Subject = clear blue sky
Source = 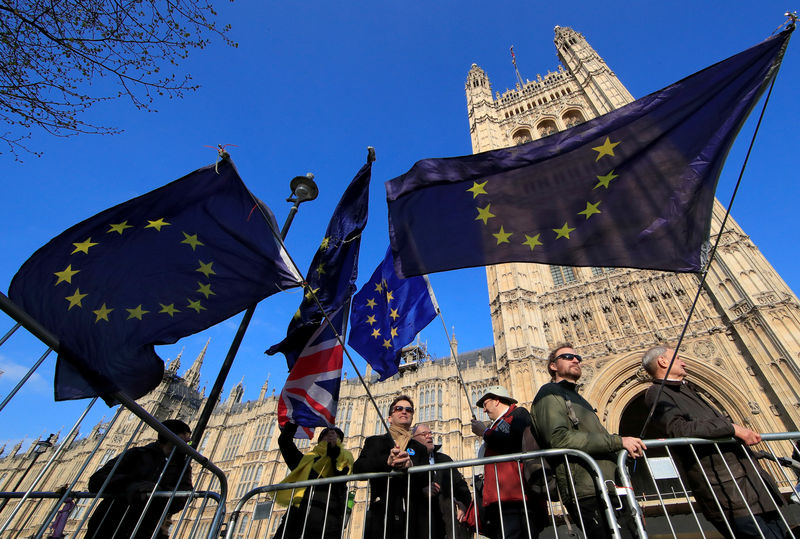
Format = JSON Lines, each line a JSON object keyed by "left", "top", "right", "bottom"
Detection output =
{"left": 1, "top": 2, "right": 798, "bottom": 448}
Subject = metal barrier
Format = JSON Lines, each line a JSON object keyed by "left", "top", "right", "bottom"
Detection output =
{"left": 617, "top": 432, "right": 800, "bottom": 539}
{"left": 226, "top": 448, "right": 628, "bottom": 539}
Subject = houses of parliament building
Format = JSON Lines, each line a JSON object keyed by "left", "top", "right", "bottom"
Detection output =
{"left": 2, "top": 25, "right": 800, "bottom": 537}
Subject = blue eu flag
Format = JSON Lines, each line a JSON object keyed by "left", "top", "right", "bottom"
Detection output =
{"left": 387, "top": 29, "right": 791, "bottom": 278}
{"left": 348, "top": 248, "right": 437, "bottom": 380}
{"left": 267, "top": 160, "right": 372, "bottom": 369}
{"left": 8, "top": 159, "right": 302, "bottom": 402}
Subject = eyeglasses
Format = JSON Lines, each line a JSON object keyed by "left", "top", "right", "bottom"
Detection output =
{"left": 392, "top": 405, "right": 414, "bottom": 414}
{"left": 414, "top": 431, "right": 432, "bottom": 437}
{"left": 555, "top": 353, "right": 582, "bottom": 362}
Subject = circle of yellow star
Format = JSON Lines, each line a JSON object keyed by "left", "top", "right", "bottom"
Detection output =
{"left": 181, "top": 232, "right": 205, "bottom": 251}
{"left": 390, "top": 327, "right": 399, "bottom": 338}
{"left": 389, "top": 308, "right": 400, "bottom": 321}
{"left": 522, "top": 234, "right": 543, "bottom": 251}
{"left": 93, "top": 303, "right": 113, "bottom": 322}
{"left": 492, "top": 226, "right": 512, "bottom": 245}
{"left": 304, "top": 286, "right": 320, "bottom": 300}
{"left": 320, "top": 237, "right": 330, "bottom": 251}
{"left": 316, "top": 263, "right": 326, "bottom": 275}
{"left": 374, "top": 282, "right": 383, "bottom": 292}
{"left": 187, "top": 299, "right": 206, "bottom": 313}
{"left": 371, "top": 328, "right": 381, "bottom": 338}
{"left": 466, "top": 180, "right": 488, "bottom": 198}
{"left": 144, "top": 218, "right": 171, "bottom": 231}
{"left": 382, "top": 339, "right": 392, "bottom": 349}
{"left": 71, "top": 238, "right": 98, "bottom": 255}
{"left": 366, "top": 298, "right": 377, "bottom": 309}
{"left": 54, "top": 264, "right": 80, "bottom": 285}
{"left": 385, "top": 290, "right": 394, "bottom": 302}
{"left": 196, "top": 282, "right": 215, "bottom": 298}
{"left": 578, "top": 201, "right": 602, "bottom": 219}
{"left": 366, "top": 315, "right": 377, "bottom": 325}
{"left": 65, "top": 288, "right": 88, "bottom": 310}
{"left": 475, "top": 204, "right": 496, "bottom": 225}
{"left": 553, "top": 222, "right": 576, "bottom": 240}
{"left": 592, "top": 137, "right": 620, "bottom": 161}
{"left": 159, "top": 303, "right": 180, "bottom": 317}
{"left": 593, "top": 170, "right": 618, "bottom": 190}
{"left": 196, "top": 260, "right": 216, "bottom": 278}
{"left": 126, "top": 304, "right": 149, "bottom": 320}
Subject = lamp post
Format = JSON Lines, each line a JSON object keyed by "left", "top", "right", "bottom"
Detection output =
{"left": 190, "top": 173, "right": 318, "bottom": 447}
{"left": 0, "top": 434, "right": 54, "bottom": 512}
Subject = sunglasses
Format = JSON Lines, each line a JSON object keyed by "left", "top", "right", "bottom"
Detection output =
{"left": 392, "top": 405, "right": 414, "bottom": 414}
{"left": 555, "top": 353, "right": 582, "bottom": 362}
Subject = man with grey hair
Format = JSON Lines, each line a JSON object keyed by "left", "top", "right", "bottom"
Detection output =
{"left": 642, "top": 345, "right": 786, "bottom": 538}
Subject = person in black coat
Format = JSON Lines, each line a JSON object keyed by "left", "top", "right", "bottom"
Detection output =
{"left": 272, "top": 422, "right": 353, "bottom": 539}
{"left": 353, "top": 395, "right": 429, "bottom": 539}
{"left": 86, "top": 419, "right": 193, "bottom": 539}
{"left": 411, "top": 423, "right": 473, "bottom": 539}
{"left": 643, "top": 346, "right": 788, "bottom": 539}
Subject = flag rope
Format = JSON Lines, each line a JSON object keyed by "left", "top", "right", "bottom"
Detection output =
{"left": 639, "top": 26, "right": 793, "bottom": 437}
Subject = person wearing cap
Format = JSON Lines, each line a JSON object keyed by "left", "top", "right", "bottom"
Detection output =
{"left": 642, "top": 345, "right": 786, "bottom": 539}
{"left": 353, "top": 394, "right": 429, "bottom": 538}
{"left": 470, "top": 385, "right": 541, "bottom": 539}
{"left": 411, "top": 423, "right": 472, "bottom": 539}
{"left": 86, "top": 419, "right": 193, "bottom": 539}
{"left": 273, "top": 422, "right": 354, "bottom": 538}
{"left": 532, "top": 343, "right": 645, "bottom": 538}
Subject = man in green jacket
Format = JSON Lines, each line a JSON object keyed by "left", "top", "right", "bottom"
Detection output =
{"left": 531, "top": 343, "right": 646, "bottom": 538}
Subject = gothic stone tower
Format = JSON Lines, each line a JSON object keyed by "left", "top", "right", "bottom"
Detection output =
{"left": 465, "top": 26, "right": 800, "bottom": 435}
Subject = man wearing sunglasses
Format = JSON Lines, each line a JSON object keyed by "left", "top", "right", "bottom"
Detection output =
{"left": 531, "top": 344, "right": 646, "bottom": 538}
{"left": 353, "top": 395, "right": 428, "bottom": 538}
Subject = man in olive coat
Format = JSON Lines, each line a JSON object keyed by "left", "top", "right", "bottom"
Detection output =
{"left": 643, "top": 345, "right": 788, "bottom": 539}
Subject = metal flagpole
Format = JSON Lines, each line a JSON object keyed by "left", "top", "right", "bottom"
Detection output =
{"left": 190, "top": 157, "right": 318, "bottom": 447}
{"left": 424, "top": 277, "right": 476, "bottom": 420}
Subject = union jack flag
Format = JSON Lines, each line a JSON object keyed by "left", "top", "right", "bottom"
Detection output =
{"left": 277, "top": 306, "right": 346, "bottom": 439}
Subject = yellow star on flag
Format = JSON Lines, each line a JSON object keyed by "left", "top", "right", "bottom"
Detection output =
{"left": 389, "top": 308, "right": 399, "bottom": 321}
{"left": 181, "top": 232, "right": 205, "bottom": 251}
{"left": 366, "top": 298, "right": 377, "bottom": 309}
{"left": 71, "top": 238, "right": 98, "bottom": 255}
{"left": 320, "top": 237, "right": 330, "bottom": 250}
{"left": 144, "top": 218, "right": 171, "bottom": 231}
{"left": 382, "top": 339, "right": 392, "bottom": 349}
{"left": 54, "top": 264, "right": 80, "bottom": 285}
{"left": 93, "top": 303, "right": 113, "bottom": 322}
{"left": 385, "top": 290, "right": 394, "bottom": 302}
{"left": 493, "top": 226, "right": 512, "bottom": 244}
{"left": 107, "top": 221, "right": 132, "bottom": 235}
{"left": 196, "top": 260, "right": 215, "bottom": 278}
{"left": 316, "top": 263, "right": 326, "bottom": 275}
{"left": 592, "top": 137, "right": 620, "bottom": 161}
{"left": 366, "top": 315, "right": 377, "bottom": 325}
{"left": 466, "top": 180, "right": 488, "bottom": 198}
{"left": 65, "top": 289, "right": 88, "bottom": 310}
{"left": 390, "top": 327, "right": 399, "bottom": 338}
{"left": 578, "top": 201, "right": 602, "bottom": 219}
{"left": 553, "top": 222, "right": 576, "bottom": 240}
{"left": 126, "top": 304, "right": 149, "bottom": 320}
{"left": 196, "top": 282, "right": 215, "bottom": 299}
{"left": 593, "top": 170, "right": 618, "bottom": 189}
{"left": 371, "top": 328, "right": 381, "bottom": 338}
{"left": 522, "top": 234, "right": 543, "bottom": 251}
{"left": 374, "top": 281, "right": 383, "bottom": 292}
{"left": 187, "top": 299, "right": 206, "bottom": 313}
{"left": 159, "top": 303, "right": 180, "bottom": 317}
{"left": 304, "top": 287, "right": 320, "bottom": 300}
{"left": 475, "top": 204, "right": 496, "bottom": 225}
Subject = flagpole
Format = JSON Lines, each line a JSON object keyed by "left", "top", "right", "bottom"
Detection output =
{"left": 190, "top": 163, "right": 319, "bottom": 447}
{"left": 424, "top": 278, "right": 476, "bottom": 420}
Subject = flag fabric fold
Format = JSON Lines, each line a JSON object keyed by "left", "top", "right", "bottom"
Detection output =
{"left": 268, "top": 159, "right": 372, "bottom": 433}
{"left": 386, "top": 29, "right": 791, "bottom": 278}
{"left": 348, "top": 248, "right": 437, "bottom": 380}
{"left": 8, "top": 159, "right": 302, "bottom": 401}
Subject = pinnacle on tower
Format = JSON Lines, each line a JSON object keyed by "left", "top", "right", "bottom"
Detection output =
{"left": 259, "top": 373, "right": 271, "bottom": 400}
{"left": 183, "top": 339, "right": 209, "bottom": 389}
{"left": 166, "top": 347, "right": 184, "bottom": 374}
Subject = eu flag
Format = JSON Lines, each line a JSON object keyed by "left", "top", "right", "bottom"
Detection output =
{"left": 8, "top": 159, "right": 302, "bottom": 401}
{"left": 267, "top": 159, "right": 372, "bottom": 369}
{"left": 348, "top": 248, "right": 437, "bottom": 380}
{"left": 387, "top": 29, "right": 791, "bottom": 278}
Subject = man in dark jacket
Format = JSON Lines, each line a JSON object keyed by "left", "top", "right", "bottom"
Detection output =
{"left": 643, "top": 345, "right": 788, "bottom": 539}
{"left": 411, "top": 423, "right": 472, "bottom": 539}
{"left": 273, "top": 422, "right": 353, "bottom": 538}
{"left": 471, "top": 386, "right": 543, "bottom": 539}
{"left": 532, "top": 343, "right": 645, "bottom": 538}
{"left": 353, "top": 395, "right": 428, "bottom": 539}
{"left": 86, "top": 419, "right": 193, "bottom": 539}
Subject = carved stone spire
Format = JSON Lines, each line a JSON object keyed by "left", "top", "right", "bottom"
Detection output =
{"left": 184, "top": 339, "right": 209, "bottom": 389}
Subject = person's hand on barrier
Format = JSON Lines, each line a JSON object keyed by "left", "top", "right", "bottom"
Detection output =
{"left": 387, "top": 445, "right": 411, "bottom": 469}
{"left": 621, "top": 436, "right": 647, "bottom": 458}
{"left": 423, "top": 482, "right": 441, "bottom": 497}
{"left": 733, "top": 424, "right": 761, "bottom": 445}
{"left": 470, "top": 419, "right": 487, "bottom": 437}
{"left": 125, "top": 481, "right": 155, "bottom": 503}
{"left": 455, "top": 501, "right": 466, "bottom": 521}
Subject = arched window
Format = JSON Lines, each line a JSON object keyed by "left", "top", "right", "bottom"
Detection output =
{"left": 562, "top": 110, "right": 586, "bottom": 129}
{"left": 512, "top": 129, "right": 532, "bottom": 145}
{"left": 537, "top": 119, "right": 558, "bottom": 138}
